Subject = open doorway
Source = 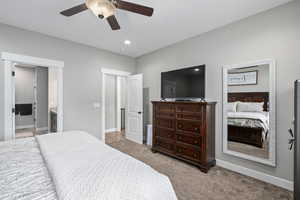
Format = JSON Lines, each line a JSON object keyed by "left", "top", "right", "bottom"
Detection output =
{"left": 101, "top": 68, "right": 144, "bottom": 145}
{"left": 104, "top": 75, "right": 127, "bottom": 144}
{"left": 1, "top": 52, "right": 64, "bottom": 141}
{"left": 14, "top": 65, "right": 49, "bottom": 138}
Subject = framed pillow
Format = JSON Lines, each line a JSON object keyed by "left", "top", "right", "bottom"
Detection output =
{"left": 237, "top": 102, "right": 264, "bottom": 112}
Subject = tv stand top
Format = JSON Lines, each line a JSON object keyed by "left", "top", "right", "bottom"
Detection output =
{"left": 152, "top": 100, "right": 217, "bottom": 105}
{"left": 174, "top": 99, "right": 193, "bottom": 102}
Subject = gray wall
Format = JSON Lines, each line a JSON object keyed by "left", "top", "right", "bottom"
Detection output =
{"left": 228, "top": 64, "right": 270, "bottom": 93}
{"left": 0, "top": 23, "right": 136, "bottom": 140}
{"left": 105, "top": 74, "right": 117, "bottom": 131}
{"left": 136, "top": 1, "right": 300, "bottom": 181}
{"left": 36, "top": 67, "right": 48, "bottom": 129}
{"left": 15, "top": 66, "right": 34, "bottom": 128}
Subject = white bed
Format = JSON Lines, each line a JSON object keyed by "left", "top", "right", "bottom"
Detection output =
{"left": 0, "top": 131, "right": 177, "bottom": 200}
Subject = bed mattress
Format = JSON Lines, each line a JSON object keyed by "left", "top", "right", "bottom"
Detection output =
{"left": 0, "top": 131, "right": 177, "bottom": 200}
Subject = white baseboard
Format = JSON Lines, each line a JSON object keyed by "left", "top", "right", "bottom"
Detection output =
{"left": 105, "top": 128, "right": 118, "bottom": 133}
{"left": 36, "top": 127, "right": 48, "bottom": 132}
{"left": 216, "top": 159, "right": 294, "bottom": 191}
{"left": 16, "top": 125, "right": 34, "bottom": 130}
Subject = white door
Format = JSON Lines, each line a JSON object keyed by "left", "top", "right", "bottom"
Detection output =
{"left": 126, "top": 74, "right": 143, "bottom": 144}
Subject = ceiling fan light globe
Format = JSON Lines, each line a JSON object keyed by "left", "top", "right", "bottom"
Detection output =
{"left": 86, "top": 0, "right": 116, "bottom": 18}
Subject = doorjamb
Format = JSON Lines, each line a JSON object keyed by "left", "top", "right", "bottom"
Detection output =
{"left": 116, "top": 77, "right": 122, "bottom": 132}
{"left": 101, "top": 68, "right": 131, "bottom": 142}
{"left": 1, "top": 52, "right": 64, "bottom": 140}
{"left": 34, "top": 68, "right": 38, "bottom": 130}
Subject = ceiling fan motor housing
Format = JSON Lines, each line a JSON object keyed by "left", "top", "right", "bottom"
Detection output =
{"left": 60, "top": 0, "right": 153, "bottom": 31}
{"left": 86, "top": 0, "right": 116, "bottom": 18}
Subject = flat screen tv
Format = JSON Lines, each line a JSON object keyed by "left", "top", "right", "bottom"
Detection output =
{"left": 161, "top": 65, "right": 205, "bottom": 100}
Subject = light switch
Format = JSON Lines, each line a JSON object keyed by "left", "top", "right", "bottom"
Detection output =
{"left": 93, "top": 102, "right": 101, "bottom": 109}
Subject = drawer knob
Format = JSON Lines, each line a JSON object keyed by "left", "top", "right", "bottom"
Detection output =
{"left": 178, "top": 136, "right": 182, "bottom": 140}
{"left": 178, "top": 149, "right": 182, "bottom": 153}
{"left": 168, "top": 134, "right": 172, "bottom": 137}
{"left": 193, "top": 153, "right": 197, "bottom": 158}
{"left": 178, "top": 124, "right": 182, "bottom": 128}
{"left": 195, "top": 127, "right": 199, "bottom": 131}
{"left": 194, "top": 140, "right": 198, "bottom": 144}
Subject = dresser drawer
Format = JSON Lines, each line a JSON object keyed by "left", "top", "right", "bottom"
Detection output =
{"left": 176, "top": 113, "right": 202, "bottom": 121}
{"left": 155, "top": 138, "right": 175, "bottom": 153}
{"left": 176, "top": 120, "right": 202, "bottom": 134}
{"left": 176, "top": 104, "right": 204, "bottom": 113}
{"left": 156, "top": 128, "right": 175, "bottom": 140}
{"left": 176, "top": 134, "right": 202, "bottom": 147}
{"left": 156, "top": 104, "right": 175, "bottom": 113}
{"left": 156, "top": 118, "right": 175, "bottom": 130}
{"left": 156, "top": 112, "right": 175, "bottom": 119}
{"left": 175, "top": 144, "right": 202, "bottom": 162}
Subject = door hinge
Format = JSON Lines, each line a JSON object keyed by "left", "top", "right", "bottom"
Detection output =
{"left": 288, "top": 128, "right": 295, "bottom": 150}
{"left": 12, "top": 71, "right": 15, "bottom": 77}
{"left": 12, "top": 108, "right": 15, "bottom": 113}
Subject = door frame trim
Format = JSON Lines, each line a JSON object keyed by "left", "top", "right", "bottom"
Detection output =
{"left": 1, "top": 52, "right": 64, "bottom": 140}
{"left": 101, "top": 68, "right": 131, "bottom": 142}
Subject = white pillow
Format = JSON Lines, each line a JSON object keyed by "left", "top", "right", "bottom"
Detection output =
{"left": 237, "top": 102, "right": 264, "bottom": 112}
{"left": 226, "top": 102, "right": 237, "bottom": 112}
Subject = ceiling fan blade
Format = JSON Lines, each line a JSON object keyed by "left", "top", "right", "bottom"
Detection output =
{"left": 60, "top": 3, "right": 88, "bottom": 17}
{"left": 116, "top": 0, "right": 154, "bottom": 17}
{"left": 107, "top": 15, "right": 121, "bottom": 30}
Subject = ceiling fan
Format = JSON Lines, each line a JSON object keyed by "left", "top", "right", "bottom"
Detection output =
{"left": 60, "top": 0, "right": 154, "bottom": 30}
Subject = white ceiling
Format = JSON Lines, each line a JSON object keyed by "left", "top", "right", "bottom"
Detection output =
{"left": 0, "top": 0, "right": 292, "bottom": 57}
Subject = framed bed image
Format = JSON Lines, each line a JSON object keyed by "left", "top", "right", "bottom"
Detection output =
{"left": 223, "top": 59, "right": 276, "bottom": 167}
{"left": 227, "top": 92, "right": 269, "bottom": 148}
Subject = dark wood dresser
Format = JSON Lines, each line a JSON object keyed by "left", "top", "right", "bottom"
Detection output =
{"left": 152, "top": 101, "right": 216, "bottom": 173}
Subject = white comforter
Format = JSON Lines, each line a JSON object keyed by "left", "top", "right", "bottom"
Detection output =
{"left": 0, "top": 138, "right": 57, "bottom": 200}
{"left": 36, "top": 131, "right": 177, "bottom": 200}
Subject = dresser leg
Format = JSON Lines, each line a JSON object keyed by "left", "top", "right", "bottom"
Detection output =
{"left": 199, "top": 168, "right": 208, "bottom": 173}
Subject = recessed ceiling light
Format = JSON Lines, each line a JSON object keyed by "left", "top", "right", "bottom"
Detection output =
{"left": 124, "top": 40, "right": 131, "bottom": 45}
{"left": 194, "top": 68, "right": 200, "bottom": 72}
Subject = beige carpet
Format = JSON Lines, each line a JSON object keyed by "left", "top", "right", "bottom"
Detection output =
{"left": 15, "top": 128, "right": 35, "bottom": 138}
{"left": 106, "top": 133, "right": 293, "bottom": 200}
{"left": 16, "top": 128, "right": 49, "bottom": 139}
{"left": 105, "top": 131, "right": 124, "bottom": 144}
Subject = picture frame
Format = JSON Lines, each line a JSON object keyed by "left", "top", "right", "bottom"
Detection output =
{"left": 228, "top": 70, "right": 258, "bottom": 86}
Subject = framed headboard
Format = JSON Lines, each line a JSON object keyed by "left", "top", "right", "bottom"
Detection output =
{"left": 228, "top": 92, "right": 269, "bottom": 111}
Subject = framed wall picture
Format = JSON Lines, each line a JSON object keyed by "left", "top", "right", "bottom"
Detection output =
{"left": 228, "top": 70, "right": 258, "bottom": 86}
